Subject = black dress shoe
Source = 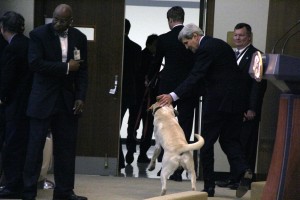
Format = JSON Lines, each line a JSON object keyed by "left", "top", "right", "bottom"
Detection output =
{"left": 229, "top": 182, "right": 239, "bottom": 190}
{"left": 215, "top": 179, "right": 236, "bottom": 187}
{"left": 53, "top": 193, "right": 88, "bottom": 200}
{"left": 202, "top": 187, "right": 215, "bottom": 197}
{"left": 0, "top": 186, "right": 21, "bottom": 198}
{"left": 236, "top": 169, "right": 253, "bottom": 198}
{"left": 44, "top": 179, "right": 55, "bottom": 189}
{"left": 137, "top": 154, "right": 150, "bottom": 163}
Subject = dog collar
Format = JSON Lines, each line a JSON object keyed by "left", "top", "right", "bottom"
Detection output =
{"left": 153, "top": 106, "right": 162, "bottom": 115}
{"left": 152, "top": 106, "right": 179, "bottom": 117}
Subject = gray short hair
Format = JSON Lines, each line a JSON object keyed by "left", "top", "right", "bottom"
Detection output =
{"left": 178, "top": 23, "right": 204, "bottom": 41}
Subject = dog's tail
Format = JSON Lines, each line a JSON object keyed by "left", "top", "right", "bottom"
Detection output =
{"left": 179, "top": 134, "right": 204, "bottom": 153}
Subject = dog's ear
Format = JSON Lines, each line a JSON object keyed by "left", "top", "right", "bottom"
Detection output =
{"left": 147, "top": 104, "right": 154, "bottom": 111}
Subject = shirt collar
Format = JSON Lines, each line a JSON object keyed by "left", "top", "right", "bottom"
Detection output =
{"left": 236, "top": 43, "right": 250, "bottom": 52}
{"left": 8, "top": 34, "right": 16, "bottom": 44}
{"left": 55, "top": 29, "right": 69, "bottom": 38}
{"left": 199, "top": 35, "right": 205, "bottom": 45}
{"left": 172, "top": 24, "right": 183, "bottom": 29}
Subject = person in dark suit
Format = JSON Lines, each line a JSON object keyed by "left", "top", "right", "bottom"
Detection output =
{"left": 0, "top": 33, "right": 8, "bottom": 184}
{"left": 0, "top": 11, "right": 31, "bottom": 199}
{"left": 22, "top": 4, "right": 88, "bottom": 200}
{"left": 148, "top": 6, "right": 200, "bottom": 181}
{"left": 126, "top": 34, "right": 158, "bottom": 164}
{"left": 216, "top": 23, "right": 267, "bottom": 189}
{"left": 157, "top": 23, "right": 252, "bottom": 198}
{"left": 119, "top": 19, "right": 142, "bottom": 168}
{"left": 0, "top": 34, "right": 7, "bottom": 154}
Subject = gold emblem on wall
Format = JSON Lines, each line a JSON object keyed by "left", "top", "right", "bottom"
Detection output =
{"left": 252, "top": 51, "right": 263, "bottom": 82}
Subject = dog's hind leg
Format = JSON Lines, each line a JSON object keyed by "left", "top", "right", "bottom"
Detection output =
{"left": 160, "top": 177, "right": 167, "bottom": 195}
{"left": 181, "top": 153, "right": 197, "bottom": 191}
{"left": 160, "top": 156, "right": 180, "bottom": 196}
{"left": 190, "top": 169, "right": 197, "bottom": 191}
{"left": 160, "top": 167, "right": 173, "bottom": 196}
{"left": 148, "top": 144, "right": 161, "bottom": 171}
{"left": 185, "top": 162, "right": 197, "bottom": 191}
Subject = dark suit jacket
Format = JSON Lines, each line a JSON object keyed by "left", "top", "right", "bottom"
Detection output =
{"left": 149, "top": 25, "right": 196, "bottom": 95}
{"left": 238, "top": 44, "right": 267, "bottom": 118}
{"left": 0, "top": 34, "right": 7, "bottom": 148}
{"left": 138, "top": 48, "right": 153, "bottom": 86}
{"left": 0, "top": 34, "right": 7, "bottom": 57}
{"left": 174, "top": 36, "right": 246, "bottom": 114}
{"left": 135, "top": 48, "right": 154, "bottom": 96}
{"left": 0, "top": 34, "right": 32, "bottom": 121}
{"left": 27, "top": 23, "right": 88, "bottom": 119}
{"left": 122, "top": 35, "right": 141, "bottom": 106}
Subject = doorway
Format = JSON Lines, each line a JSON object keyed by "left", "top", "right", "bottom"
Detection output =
{"left": 120, "top": 0, "right": 207, "bottom": 178}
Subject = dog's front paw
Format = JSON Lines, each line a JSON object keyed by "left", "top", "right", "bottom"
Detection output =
{"left": 148, "top": 163, "right": 156, "bottom": 171}
{"left": 160, "top": 189, "right": 166, "bottom": 196}
{"left": 148, "top": 165, "right": 155, "bottom": 171}
{"left": 148, "top": 161, "right": 156, "bottom": 171}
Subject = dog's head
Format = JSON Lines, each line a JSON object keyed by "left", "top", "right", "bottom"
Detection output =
{"left": 148, "top": 102, "right": 179, "bottom": 117}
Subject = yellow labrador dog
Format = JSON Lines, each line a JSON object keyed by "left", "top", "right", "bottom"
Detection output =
{"left": 148, "top": 102, "right": 205, "bottom": 196}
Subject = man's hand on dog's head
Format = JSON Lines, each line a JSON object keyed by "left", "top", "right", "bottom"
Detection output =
{"left": 157, "top": 94, "right": 173, "bottom": 106}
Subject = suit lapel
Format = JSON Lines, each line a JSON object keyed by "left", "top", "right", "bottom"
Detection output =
{"left": 67, "top": 28, "right": 75, "bottom": 60}
{"left": 53, "top": 38, "right": 62, "bottom": 61}
{"left": 238, "top": 45, "right": 254, "bottom": 70}
{"left": 9, "top": 34, "right": 18, "bottom": 45}
{"left": 48, "top": 25, "right": 63, "bottom": 61}
{"left": 199, "top": 36, "right": 209, "bottom": 48}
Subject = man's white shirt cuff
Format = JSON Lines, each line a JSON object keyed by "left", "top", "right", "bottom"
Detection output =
{"left": 170, "top": 92, "right": 179, "bottom": 101}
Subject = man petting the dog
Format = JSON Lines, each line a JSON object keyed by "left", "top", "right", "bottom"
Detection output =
{"left": 157, "top": 23, "right": 252, "bottom": 198}
{"left": 148, "top": 5, "right": 202, "bottom": 182}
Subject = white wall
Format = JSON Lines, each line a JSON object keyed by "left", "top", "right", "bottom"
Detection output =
{"left": 214, "top": 0, "right": 269, "bottom": 52}
{"left": 125, "top": 1, "right": 200, "bottom": 49}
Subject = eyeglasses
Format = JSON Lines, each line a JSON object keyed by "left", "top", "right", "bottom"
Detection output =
{"left": 53, "top": 17, "right": 72, "bottom": 25}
